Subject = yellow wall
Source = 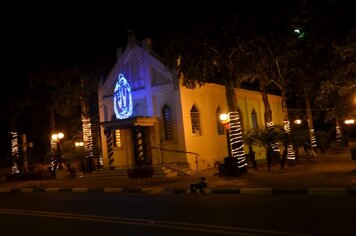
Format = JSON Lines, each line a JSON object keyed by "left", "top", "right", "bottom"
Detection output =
{"left": 179, "top": 83, "right": 284, "bottom": 169}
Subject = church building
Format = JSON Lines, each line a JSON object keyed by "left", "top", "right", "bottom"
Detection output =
{"left": 98, "top": 33, "right": 284, "bottom": 173}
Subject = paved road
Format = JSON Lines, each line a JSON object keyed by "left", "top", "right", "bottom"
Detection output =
{"left": 0, "top": 193, "right": 355, "bottom": 235}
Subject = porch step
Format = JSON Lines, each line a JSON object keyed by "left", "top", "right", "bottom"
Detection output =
{"left": 152, "top": 166, "right": 178, "bottom": 178}
{"left": 83, "top": 166, "right": 178, "bottom": 178}
{"left": 84, "top": 168, "right": 128, "bottom": 179}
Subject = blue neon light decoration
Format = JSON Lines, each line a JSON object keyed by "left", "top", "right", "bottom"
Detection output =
{"left": 114, "top": 74, "right": 133, "bottom": 119}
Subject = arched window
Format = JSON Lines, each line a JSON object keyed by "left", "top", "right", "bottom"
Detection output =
{"left": 162, "top": 105, "right": 173, "bottom": 141}
{"left": 251, "top": 109, "right": 258, "bottom": 129}
{"left": 216, "top": 107, "right": 225, "bottom": 135}
{"left": 190, "top": 105, "right": 201, "bottom": 136}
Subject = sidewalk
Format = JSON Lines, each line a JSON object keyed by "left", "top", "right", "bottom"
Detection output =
{"left": 1, "top": 152, "right": 356, "bottom": 195}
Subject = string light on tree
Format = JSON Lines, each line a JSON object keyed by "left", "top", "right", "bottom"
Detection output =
{"left": 334, "top": 116, "right": 343, "bottom": 142}
{"left": 283, "top": 120, "right": 296, "bottom": 161}
{"left": 266, "top": 121, "right": 280, "bottom": 152}
{"left": 82, "top": 118, "right": 94, "bottom": 161}
{"left": 10, "top": 131, "right": 20, "bottom": 174}
{"left": 310, "top": 129, "right": 317, "bottom": 148}
{"left": 228, "top": 112, "right": 247, "bottom": 169}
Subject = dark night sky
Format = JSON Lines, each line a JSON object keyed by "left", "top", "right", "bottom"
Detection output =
{"left": 1, "top": 1, "right": 355, "bottom": 158}
{"left": 1, "top": 4, "right": 191, "bottom": 157}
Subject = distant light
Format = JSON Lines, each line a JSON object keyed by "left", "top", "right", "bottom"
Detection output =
{"left": 57, "top": 133, "right": 64, "bottom": 139}
{"left": 75, "top": 141, "right": 84, "bottom": 147}
{"left": 52, "top": 132, "right": 64, "bottom": 141}
{"left": 294, "top": 119, "right": 302, "bottom": 125}
{"left": 294, "top": 29, "right": 300, "bottom": 34}
{"left": 345, "top": 119, "right": 355, "bottom": 125}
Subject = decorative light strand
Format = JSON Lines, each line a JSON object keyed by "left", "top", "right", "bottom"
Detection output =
{"left": 336, "top": 125, "right": 342, "bottom": 142}
{"left": 283, "top": 120, "right": 296, "bottom": 160}
{"left": 266, "top": 121, "right": 280, "bottom": 152}
{"left": 283, "top": 120, "right": 291, "bottom": 133}
{"left": 82, "top": 118, "right": 94, "bottom": 161}
{"left": 136, "top": 126, "right": 144, "bottom": 162}
{"left": 114, "top": 74, "right": 133, "bottom": 119}
{"left": 228, "top": 112, "right": 247, "bottom": 168}
{"left": 310, "top": 129, "right": 317, "bottom": 148}
{"left": 10, "top": 131, "right": 20, "bottom": 174}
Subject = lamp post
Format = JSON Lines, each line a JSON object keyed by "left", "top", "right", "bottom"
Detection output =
{"left": 345, "top": 118, "right": 356, "bottom": 160}
{"left": 220, "top": 113, "right": 232, "bottom": 157}
{"left": 51, "top": 132, "right": 64, "bottom": 169}
{"left": 75, "top": 141, "right": 85, "bottom": 173}
{"left": 344, "top": 118, "right": 355, "bottom": 141}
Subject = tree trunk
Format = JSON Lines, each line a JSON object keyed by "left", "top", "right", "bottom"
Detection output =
{"left": 281, "top": 90, "right": 296, "bottom": 165}
{"left": 81, "top": 78, "right": 94, "bottom": 172}
{"left": 259, "top": 78, "right": 280, "bottom": 165}
{"left": 335, "top": 116, "right": 342, "bottom": 142}
{"left": 224, "top": 76, "right": 247, "bottom": 171}
{"left": 275, "top": 58, "right": 295, "bottom": 164}
{"left": 50, "top": 107, "right": 57, "bottom": 159}
{"left": 305, "top": 89, "right": 317, "bottom": 157}
{"left": 260, "top": 81, "right": 272, "bottom": 127}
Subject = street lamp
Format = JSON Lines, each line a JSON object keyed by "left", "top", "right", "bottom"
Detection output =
{"left": 344, "top": 118, "right": 355, "bottom": 141}
{"left": 75, "top": 141, "right": 84, "bottom": 147}
{"left": 52, "top": 132, "right": 64, "bottom": 169}
{"left": 293, "top": 119, "right": 302, "bottom": 125}
{"left": 344, "top": 118, "right": 355, "bottom": 125}
{"left": 220, "top": 113, "right": 232, "bottom": 157}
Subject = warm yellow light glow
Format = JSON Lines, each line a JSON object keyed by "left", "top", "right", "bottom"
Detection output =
{"left": 345, "top": 119, "right": 355, "bottom": 125}
{"left": 75, "top": 141, "right": 84, "bottom": 147}
{"left": 220, "top": 113, "right": 229, "bottom": 122}
{"left": 52, "top": 132, "right": 64, "bottom": 141}
{"left": 294, "top": 119, "right": 302, "bottom": 125}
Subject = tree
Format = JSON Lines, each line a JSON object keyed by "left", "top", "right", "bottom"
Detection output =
{"left": 238, "top": 35, "right": 286, "bottom": 163}
{"left": 28, "top": 65, "right": 100, "bottom": 168}
{"left": 247, "top": 126, "right": 285, "bottom": 170}
{"left": 166, "top": 12, "right": 251, "bottom": 172}
{"left": 281, "top": 0, "right": 356, "bottom": 153}
{"left": 316, "top": 30, "right": 356, "bottom": 142}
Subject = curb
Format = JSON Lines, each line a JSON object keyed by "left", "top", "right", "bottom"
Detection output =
{"left": 0, "top": 187, "right": 355, "bottom": 195}
{"left": 176, "top": 188, "right": 356, "bottom": 195}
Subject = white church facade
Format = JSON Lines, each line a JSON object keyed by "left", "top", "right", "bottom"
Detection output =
{"left": 98, "top": 34, "right": 284, "bottom": 172}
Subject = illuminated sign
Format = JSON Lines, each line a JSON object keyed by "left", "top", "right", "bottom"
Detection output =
{"left": 114, "top": 74, "right": 133, "bottom": 119}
